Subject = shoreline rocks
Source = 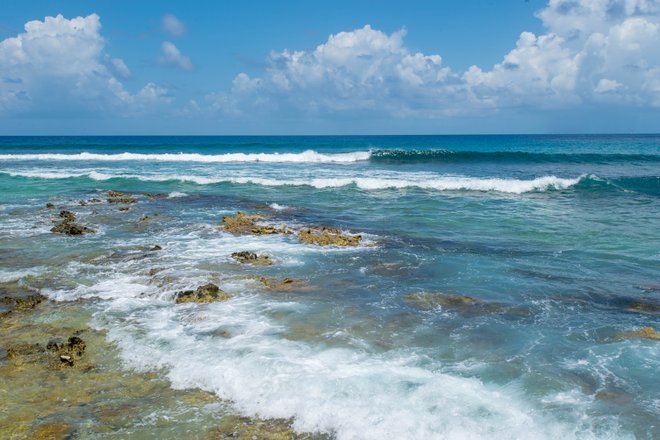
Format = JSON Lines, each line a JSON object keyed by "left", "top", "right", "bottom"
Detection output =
{"left": 231, "top": 251, "right": 272, "bottom": 266}
{"left": 175, "top": 283, "right": 232, "bottom": 304}
{"left": 298, "top": 226, "right": 361, "bottom": 247}
{"left": 51, "top": 210, "right": 96, "bottom": 236}
{"left": 107, "top": 190, "right": 138, "bottom": 204}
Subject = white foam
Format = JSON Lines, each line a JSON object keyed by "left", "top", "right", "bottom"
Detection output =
{"left": 1, "top": 169, "right": 584, "bottom": 194}
{"left": 96, "top": 295, "right": 622, "bottom": 440}
{"left": 168, "top": 191, "right": 188, "bottom": 198}
{"left": 268, "top": 203, "right": 291, "bottom": 211}
{"left": 0, "top": 150, "right": 372, "bottom": 164}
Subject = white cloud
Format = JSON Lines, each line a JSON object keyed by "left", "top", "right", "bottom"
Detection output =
{"left": 208, "top": 25, "right": 464, "bottom": 117}
{"left": 111, "top": 57, "right": 131, "bottom": 78}
{"left": 209, "top": 0, "right": 660, "bottom": 118}
{"left": 0, "top": 14, "right": 170, "bottom": 117}
{"left": 162, "top": 14, "right": 186, "bottom": 37}
{"left": 160, "top": 41, "right": 193, "bottom": 70}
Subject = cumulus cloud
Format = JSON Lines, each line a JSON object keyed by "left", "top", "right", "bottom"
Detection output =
{"left": 162, "top": 14, "right": 186, "bottom": 37}
{"left": 208, "top": 0, "right": 660, "bottom": 118}
{"left": 111, "top": 58, "right": 131, "bottom": 78}
{"left": 0, "top": 14, "right": 170, "bottom": 117}
{"left": 160, "top": 41, "right": 193, "bottom": 70}
{"left": 208, "top": 25, "right": 464, "bottom": 117}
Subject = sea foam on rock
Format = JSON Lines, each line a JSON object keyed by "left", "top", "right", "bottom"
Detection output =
{"left": 175, "top": 283, "right": 232, "bottom": 304}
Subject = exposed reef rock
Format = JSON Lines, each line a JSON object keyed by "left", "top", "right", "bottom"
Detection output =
{"left": 50, "top": 210, "right": 96, "bottom": 235}
{"left": 175, "top": 283, "right": 232, "bottom": 304}
{"left": 297, "top": 226, "right": 361, "bottom": 247}
{"left": 231, "top": 251, "right": 272, "bottom": 266}
{"left": 221, "top": 212, "right": 290, "bottom": 236}
{"left": 6, "top": 334, "right": 87, "bottom": 369}
{"left": 107, "top": 190, "right": 138, "bottom": 204}
{"left": 46, "top": 203, "right": 55, "bottom": 209}
{"left": 615, "top": 327, "right": 660, "bottom": 341}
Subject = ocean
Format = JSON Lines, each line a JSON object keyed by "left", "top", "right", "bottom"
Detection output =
{"left": 0, "top": 135, "right": 658, "bottom": 439}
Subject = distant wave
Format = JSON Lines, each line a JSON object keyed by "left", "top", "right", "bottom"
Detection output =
{"left": 0, "top": 150, "right": 371, "bottom": 163}
{"left": 0, "top": 170, "right": 585, "bottom": 194}
{"left": 370, "top": 149, "right": 660, "bottom": 164}
{"left": 2, "top": 149, "right": 659, "bottom": 165}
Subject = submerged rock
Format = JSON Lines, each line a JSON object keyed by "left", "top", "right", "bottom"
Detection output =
{"left": 404, "top": 291, "right": 529, "bottom": 317}
{"left": 231, "top": 251, "right": 272, "bottom": 266}
{"left": 405, "top": 292, "right": 479, "bottom": 309}
{"left": 151, "top": 245, "right": 162, "bottom": 251}
{"left": 29, "top": 421, "right": 74, "bottom": 440}
{"left": 207, "top": 415, "right": 322, "bottom": 440}
{"left": 46, "top": 203, "right": 55, "bottom": 209}
{"left": 615, "top": 327, "right": 660, "bottom": 341}
{"left": 297, "top": 226, "right": 361, "bottom": 247}
{"left": 6, "top": 334, "right": 86, "bottom": 369}
{"left": 244, "top": 276, "right": 304, "bottom": 291}
{"left": 175, "top": 283, "right": 232, "bottom": 304}
{"left": 118, "top": 207, "right": 131, "bottom": 212}
{"left": 0, "top": 294, "right": 44, "bottom": 313}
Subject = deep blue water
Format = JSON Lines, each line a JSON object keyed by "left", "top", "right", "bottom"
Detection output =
{"left": 0, "top": 135, "right": 658, "bottom": 439}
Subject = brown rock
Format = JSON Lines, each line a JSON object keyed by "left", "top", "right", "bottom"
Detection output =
{"left": 175, "top": 283, "right": 232, "bottom": 304}
{"left": 51, "top": 222, "right": 96, "bottom": 235}
{"left": 29, "top": 421, "right": 74, "bottom": 440}
{"left": 59, "top": 210, "right": 76, "bottom": 222}
{"left": 231, "top": 251, "right": 272, "bottom": 266}
{"left": 246, "top": 276, "right": 304, "bottom": 291}
{"left": 46, "top": 203, "right": 55, "bottom": 209}
{"left": 297, "top": 226, "right": 361, "bottom": 247}
{"left": 615, "top": 327, "right": 660, "bottom": 341}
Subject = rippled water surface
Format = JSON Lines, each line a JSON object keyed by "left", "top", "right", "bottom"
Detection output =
{"left": 1, "top": 135, "right": 659, "bottom": 439}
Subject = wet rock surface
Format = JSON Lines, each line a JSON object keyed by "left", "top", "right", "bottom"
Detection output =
{"left": 207, "top": 416, "right": 327, "bottom": 440}
{"left": 50, "top": 210, "right": 96, "bottom": 236}
{"left": 297, "top": 226, "right": 361, "bottom": 247}
{"left": 221, "top": 212, "right": 290, "bottom": 236}
{"left": 231, "top": 251, "right": 273, "bottom": 266}
{"left": 245, "top": 276, "right": 305, "bottom": 291}
{"left": 107, "top": 190, "right": 138, "bottom": 204}
{"left": 175, "top": 283, "right": 233, "bottom": 304}
{"left": 615, "top": 327, "right": 660, "bottom": 341}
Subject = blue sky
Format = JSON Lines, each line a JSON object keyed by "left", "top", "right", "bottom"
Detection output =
{"left": 1, "top": 0, "right": 659, "bottom": 134}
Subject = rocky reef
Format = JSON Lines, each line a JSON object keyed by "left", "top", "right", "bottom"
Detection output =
{"left": 404, "top": 291, "right": 529, "bottom": 318}
{"left": 207, "top": 415, "right": 327, "bottom": 440}
{"left": 221, "top": 212, "right": 290, "bottom": 236}
{"left": 107, "top": 190, "right": 138, "bottom": 204}
{"left": 244, "top": 276, "right": 305, "bottom": 291}
{"left": 231, "top": 251, "right": 273, "bottom": 266}
{"left": 615, "top": 327, "right": 660, "bottom": 341}
{"left": 175, "top": 283, "right": 233, "bottom": 304}
{"left": 298, "top": 226, "right": 361, "bottom": 247}
{"left": 50, "top": 210, "right": 96, "bottom": 235}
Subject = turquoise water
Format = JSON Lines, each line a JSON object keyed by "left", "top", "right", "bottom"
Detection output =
{"left": 0, "top": 135, "right": 658, "bottom": 439}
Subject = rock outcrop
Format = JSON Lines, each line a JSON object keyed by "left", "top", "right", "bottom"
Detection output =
{"left": 221, "top": 212, "right": 290, "bottom": 236}
{"left": 50, "top": 210, "right": 96, "bottom": 235}
{"left": 175, "top": 283, "right": 232, "bottom": 304}
{"left": 231, "top": 251, "right": 272, "bottom": 266}
{"left": 297, "top": 226, "right": 361, "bottom": 247}
{"left": 615, "top": 327, "right": 660, "bottom": 341}
{"left": 107, "top": 190, "right": 138, "bottom": 204}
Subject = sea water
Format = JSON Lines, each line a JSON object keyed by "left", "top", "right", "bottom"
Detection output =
{"left": 0, "top": 135, "right": 658, "bottom": 439}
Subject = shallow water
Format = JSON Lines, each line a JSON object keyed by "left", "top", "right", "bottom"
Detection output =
{"left": 0, "top": 135, "right": 658, "bottom": 439}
